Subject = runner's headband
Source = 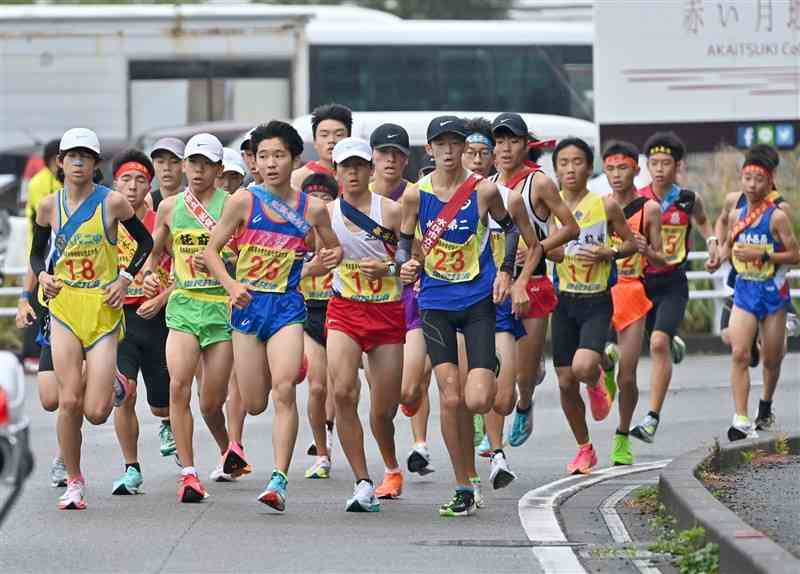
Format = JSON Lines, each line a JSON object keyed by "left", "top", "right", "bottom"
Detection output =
{"left": 528, "top": 139, "right": 557, "bottom": 150}
{"left": 115, "top": 161, "right": 152, "bottom": 182}
{"left": 466, "top": 133, "right": 494, "bottom": 149}
{"left": 604, "top": 154, "right": 637, "bottom": 168}
{"left": 647, "top": 145, "right": 677, "bottom": 159}
{"left": 303, "top": 183, "right": 337, "bottom": 198}
{"left": 742, "top": 164, "right": 772, "bottom": 180}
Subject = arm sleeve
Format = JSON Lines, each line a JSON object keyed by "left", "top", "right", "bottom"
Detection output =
{"left": 120, "top": 215, "right": 153, "bottom": 278}
{"left": 395, "top": 232, "right": 414, "bottom": 266}
{"left": 501, "top": 227, "right": 520, "bottom": 275}
{"left": 30, "top": 222, "right": 51, "bottom": 276}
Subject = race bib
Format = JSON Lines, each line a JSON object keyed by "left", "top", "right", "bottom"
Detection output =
{"left": 733, "top": 244, "right": 774, "bottom": 281}
{"left": 424, "top": 235, "right": 480, "bottom": 283}
{"left": 337, "top": 259, "right": 400, "bottom": 303}
{"left": 661, "top": 225, "right": 687, "bottom": 265}
{"left": 236, "top": 245, "right": 295, "bottom": 293}
{"left": 300, "top": 271, "right": 334, "bottom": 300}
{"left": 59, "top": 247, "right": 104, "bottom": 289}
{"left": 610, "top": 235, "right": 643, "bottom": 279}
{"left": 556, "top": 253, "right": 609, "bottom": 293}
{"left": 173, "top": 229, "right": 221, "bottom": 290}
{"left": 490, "top": 231, "right": 505, "bottom": 271}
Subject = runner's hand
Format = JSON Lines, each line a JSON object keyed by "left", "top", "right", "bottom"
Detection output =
{"left": 143, "top": 272, "right": 160, "bottom": 298}
{"left": 38, "top": 272, "right": 62, "bottom": 299}
{"left": 359, "top": 258, "right": 388, "bottom": 280}
{"left": 193, "top": 253, "right": 208, "bottom": 273}
{"left": 15, "top": 299, "right": 36, "bottom": 328}
{"left": 104, "top": 277, "right": 129, "bottom": 309}
{"left": 319, "top": 248, "right": 339, "bottom": 271}
{"left": 575, "top": 244, "right": 612, "bottom": 262}
{"left": 493, "top": 271, "right": 512, "bottom": 304}
{"left": 515, "top": 246, "right": 528, "bottom": 267}
{"left": 228, "top": 281, "right": 252, "bottom": 310}
{"left": 136, "top": 296, "right": 165, "bottom": 320}
{"left": 731, "top": 245, "right": 762, "bottom": 263}
{"left": 633, "top": 232, "right": 648, "bottom": 254}
{"left": 705, "top": 250, "right": 722, "bottom": 272}
{"left": 510, "top": 280, "right": 530, "bottom": 318}
{"left": 400, "top": 260, "right": 420, "bottom": 285}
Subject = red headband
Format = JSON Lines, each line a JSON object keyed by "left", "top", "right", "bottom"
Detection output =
{"left": 742, "top": 164, "right": 772, "bottom": 180}
{"left": 528, "top": 139, "right": 557, "bottom": 150}
{"left": 604, "top": 154, "right": 637, "bottom": 168}
{"left": 115, "top": 161, "right": 152, "bottom": 182}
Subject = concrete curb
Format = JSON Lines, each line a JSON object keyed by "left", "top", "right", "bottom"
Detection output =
{"left": 659, "top": 433, "right": 800, "bottom": 574}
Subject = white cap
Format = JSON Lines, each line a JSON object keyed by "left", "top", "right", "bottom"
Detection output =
{"left": 332, "top": 137, "right": 372, "bottom": 164}
{"left": 184, "top": 133, "right": 223, "bottom": 163}
{"left": 59, "top": 128, "right": 100, "bottom": 156}
{"left": 222, "top": 147, "right": 246, "bottom": 177}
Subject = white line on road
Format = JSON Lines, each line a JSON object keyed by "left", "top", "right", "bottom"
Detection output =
{"left": 517, "top": 459, "right": 670, "bottom": 574}
{"left": 599, "top": 483, "right": 662, "bottom": 574}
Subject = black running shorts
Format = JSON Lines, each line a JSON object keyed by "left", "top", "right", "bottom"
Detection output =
{"left": 644, "top": 271, "right": 689, "bottom": 339}
{"left": 303, "top": 300, "right": 328, "bottom": 347}
{"left": 118, "top": 305, "right": 170, "bottom": 409}
{"left": 551, "top": 291, "right": 613, "bottom": 368}
{"left": 421, "top": 296, "right": 496, "bottom": 371}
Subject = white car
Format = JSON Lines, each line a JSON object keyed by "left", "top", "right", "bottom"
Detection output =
{"left": 0, "top": 351, "right": 32, "bottom": 526}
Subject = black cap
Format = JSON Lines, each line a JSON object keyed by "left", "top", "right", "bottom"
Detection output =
{"left": 370, "top": 123, "right": 410, "bottom": 155}
{"left": 427, "top": 115, "right": 467, "bottom": 143}
{"left": 492, "top": 113, "right": 528, "bottom": 137}
{"left": 418, "top": 155, "right": 436, "bottom": 177}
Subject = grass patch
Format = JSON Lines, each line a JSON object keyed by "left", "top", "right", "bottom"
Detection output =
{"left": 775, "top": 433, "right": 790, "bottom": 456}
{"left": 648, "top": 505, "right": 720, "bottom": 574}
{"left": 626, "top": 485, "right": 660, "bottom": 515}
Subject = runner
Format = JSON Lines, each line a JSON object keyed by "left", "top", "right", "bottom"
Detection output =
{"left": 149, "top": 137, "right": 185, "bottom": 212}
{"left": 397, "top": 116, "right": 530, "bottom": 516}
{"left": 290, "top": 103, "right": 352, "bottom": 189}
{"left": 30, "top": 128, "right": 153, "bottom": 509}
{"left": 549, "top": 137, "right": 637, "bottom": 475}
{"left": 463, "top": 117, "right": 544, "bottom": 491}
{"left": 369, "top": 123, "right": 411, "bottom": 200}
{"left": 323, "top": 137, "right": 405, "bottom": 512}
{"left": 143, "top": 133, "right": 234, "bottom": 503}
{"left": 240, "top": 128, "right": 262, "bottom": 187}
{"left": 216, "top": 148, "right": 247, "bottom": 194}
{"left": 631, "top": 132, "right": 719, "bottom": 444}
{"left": 110, "top": 149, "right": 175, "bottom": 494}
{"left": 203, "top": 121, "right": 342, "bottom": 511}
{"left": 491, "top": 113, "right": 579, "bottom": 448}
{"left": 602, "top": 141, "right": 666, "bottom": 466}
{"left": 297, "top": 172, "right": 339, "bottom": 479}
{"left": 708, "top": 148, "right": 799, "bottom": 440}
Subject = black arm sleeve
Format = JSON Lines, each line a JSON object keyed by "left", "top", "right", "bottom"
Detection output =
{"left": 120, "top": 215, "right": 153, "bottom": 277}
{"left": 501, "top": 227, "right": 520, "bottom": 275}
{"left": 30, "top": 222, "right": 51, "bottom": 276}
{"left": 395, "top": 231, "right": 414, "bottom": 266}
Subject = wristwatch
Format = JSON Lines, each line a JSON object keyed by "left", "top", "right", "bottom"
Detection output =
{"left": 610, "top": 246, "right": 620, "bottom": 260}
{"left": 119, "top": 270, "right": 134, "bottom": 283}
{"left": 387, "top": 262, "right": 398, "bottom": 276}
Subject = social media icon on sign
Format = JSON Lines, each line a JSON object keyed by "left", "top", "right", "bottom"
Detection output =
{"left": 775, "top": 124, "right": 795, "bottom": 148}
{"left": 756, "top": 125, "right": 775, "bottom": 145}
{"left": 737, "top": 126, "right": 754, "bottom": 148}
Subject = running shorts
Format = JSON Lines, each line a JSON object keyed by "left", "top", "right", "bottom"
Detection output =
{"left": 552, "top": 291, "right": 613, "bottom": 368}
{"left": 326, "top": 296, "right": 406, "bottom": 352}
{"left": 495, "top": 298, "right": 526, "bottom": 340}
{"left": 733, "top": 278, "right": 788, "bottom": 322}
{"left": 402, "top": 284, "right": 423, "bottom": 332}
{"left": 611, "top": 278, "right": 652, "bottom": 332}
{"left": 523, "top": 275, "right": 559, "bottom": 319}
{"left": 166, "top": 290, "right": 231, "bottom": 350}
{"left": 421, "top": 296, "right": 496, "bottom": 371}
{"left": 39, "top": 344, "right": 53, "bottom": 373}
{"left": 231, "top": 290, "right": 305, "bottom": 343}
{"left": 644, "top": 271, "right": 689, "bottom": 338}
{"left": 118, "top": 305, "right": 170, "bottom": 409}
{"left": 49, "top": 285, "right": 124, "bottom": 350}
{"left": 303, "top": 300, "right": 328, "bottom": 347}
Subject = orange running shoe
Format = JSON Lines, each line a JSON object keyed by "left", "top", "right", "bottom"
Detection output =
{"left": 223, "top": 441, "right": 251, "bottom": 477}
{"left": 374, "top": 471, "right": 403, "bottom": 499}
{"left": 586, "top": 381, "right": 611, "bottom": 421}
{"left": 178, "top": 473, "right": 208, "bottom": 503}
{"left": 567, "top": 443, "right": 597, "bottom": 475}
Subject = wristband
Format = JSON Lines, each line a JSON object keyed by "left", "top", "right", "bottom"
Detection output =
{"left": 20, "top": 290, "right": 32, "bottom": 301}
{"left": 611, "top": 246, "right": 621, "bottom": 260}
{"left": 119, "top": 270, "right": 134, "bottom": 283}
{"left": 706, "top": 235, "right": 718, "bottom": 244}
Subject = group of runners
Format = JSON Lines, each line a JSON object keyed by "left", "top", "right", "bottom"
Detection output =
{"left": 15, "top": 103, "right": 799, "bottom": 516}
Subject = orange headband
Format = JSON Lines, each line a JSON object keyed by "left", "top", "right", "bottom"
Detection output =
{"left": 742, "top": 164, "right": 772, "bottom": 180}
{"left": 528, "top": 139, "right": 557, "bottom": 150}
{"left": 604, "top": 154, "right": 637, "bottom": 168}
{"left": 115, "top": 161, "right": 152, "bottom": 182}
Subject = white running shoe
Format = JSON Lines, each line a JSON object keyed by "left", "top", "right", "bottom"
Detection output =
{"left": 50, "top": 456, "right": 68, "bottom": 487}
{"left": 210, "top": 464, "right": 236, "bottom": 483}
{"left": 489, "top": 451, "right": 517, "bottom": 490}
{"left": 58, "top": 477, "right": 87, "bottom": 510}
{"left": 345, "top": 480, "right": 380, "bottom": 513}
{"left": 406, "top": 443, "right": 435, "bottom": 476}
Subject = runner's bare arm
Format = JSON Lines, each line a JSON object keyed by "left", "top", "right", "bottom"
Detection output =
{"left": 398, "top": 184, "right": 421, "bottom": 279}
{"left": 605, "top": 197, "right": 637, "bottom": 257}
{"left": 546, "top": 220, "right": 565, "bottom": 263}
{"left": 359, "top": 198, "right": 403, "bottom": 280}
{"left": 481, "top": 179, "right": 508, "bottom": 223}
{"left": 308, "top": 196, "right": 342, "bottom": 270}
{"left": 399, "top": 184, "right": 420, "bottom": 238}
{"left": 538, "top": 179, "right": 579, "bottom": 252}
{"left": 766, "top": 210, "right": 800, "bottom": 266}
{"left": 714, "top": 192, "right": 739, "bottom": 251}
{"left": 204, "top": 188, "right": 249, "bottom": 293}
{"left": 290, "top": 166, "right": 311, "bottom": 192}
{"left": 509, "top": 192, "right": 542, "bottom": 287}
{"left": 691, "top": 193, "right": 719, "bottom": 263}
{"left": 143, "top": 197, "right": 174, "bottom": 297}
{"left": 643, "top": 200, "right": 668, "bottom": 267}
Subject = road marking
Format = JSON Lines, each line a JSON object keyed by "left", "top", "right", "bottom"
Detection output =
{"left": 518, "top": 459, "right": 670, "bottom": 574}
{"left": 599, "top": 483, "right": 662, "bottom": 574}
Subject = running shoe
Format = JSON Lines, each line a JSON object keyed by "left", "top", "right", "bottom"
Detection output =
{"left": 407, "top": 443, "right": 435, "bottom": 476}
{"left": 159, "top": 420, "right": 176, "bottom": 457}
{"left": 755, "top": 402, "right": 776, "bottom": 431}
{"left": 787, "top": 313, "right": 800, "bottom": 338}
{"left": 112, "top": 369, "right": 131, "bottom": 407}
{"left": 489, "top": 451, "right": 517, "bottom": 490}
{"left": 58, "top": 477, "right": 87, "bottom": 510}
{"left": 222, "top": 441, "right": 251, "bottom": 477}
{"left": 470, "top": 477, "right": 484, "bottom": 508}
{"left": 307, "top": 427, "right": 334, "bottom": 457}
{"left": 304, "top": 456, "right": 331, "bottom": 479}
{"left": 112, "top": 466, "right": 143, "bottom": 495}
{"left": 473, "top": 415, "right": 485, "bottom": 447}
{"left": 50, "top": 456, "right": 67, "bottom": 488}
{"left": 602, "top": 343, "right": 619, "bottom": 403}
{"left": 178, "top": 473, "right": 208, "bottom": 503}
{"left": 477, "top": 434, "right": 492, "bottom": 458}
{"left": 611, "top": 434, "right": 634, "bottom": 466}
{"left": 306, "top": 441, "right": 318, "bottom": 456}
{"left": 727, "top": 414, "right": 758, "bottom": 442}
{"left": 670, "top": 335, "right": 686, "bottom": 365}
{"left": 439, "top": 489, "right": 476, "bottom": 517}
{"left": 631, "top": 414, "right": 659, "bottom": 443}
{"left": 586, "top": 381, "right": 612, "bottom": 421}
{"left": 507, "top": 400, "right": 534, "bottom": 447}
{"left": 210, "top": 463, "right": 236, "bottom": 483}
{"left": 567, "top": 443, "right": 597, "bottom": 475}
{"left": 375, "top": 471, "right": 403, "bottom": 499}
{"left": 346, "top": 480, "right": 380, "bottom": 513}
{"left": 257, "top": 470, "right": 288, "bottom": 512}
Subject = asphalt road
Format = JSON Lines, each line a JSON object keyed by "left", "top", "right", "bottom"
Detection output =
{"left": 1, "top": 353, "right": 797, "bottom": 574}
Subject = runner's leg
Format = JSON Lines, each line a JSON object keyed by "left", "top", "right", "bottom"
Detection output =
{"left": 728, "top": 307, "right": 758, "bottom": 417}
{"left": 265, "top": 324, "right": 303, "bottom": 474}
{"left": 166, "top": 330, "right": 201, "bottom": 468}
{"left": 305, "top": 334, "right": 329, "bottom": 457}
{"left": 366, "top": 343, "right": 403, "bottom": 470}
{"left": 199, "top": 341, "right": 233, "bottom": 455}
{"left": 759, "top": 309, "right": 786, "bottom": 404}
{"left": 616, "top": 318, "right": 645, "bottom": 433}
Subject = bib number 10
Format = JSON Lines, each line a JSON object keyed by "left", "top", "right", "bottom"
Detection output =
{"left": 350, "top": 272, "right": 382, "bottom": 294}
{"left": 65, "top": 258, "right": 96, "bottom": 281}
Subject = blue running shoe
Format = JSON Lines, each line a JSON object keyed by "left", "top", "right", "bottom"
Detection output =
{"left": 508, "top": 400, "right": 534, "bottom": 447}
{"left": 477, "top": 434, "right": 492, "bottom": 458}
{"left": 257, "top": 470, "right": 288, "bottom": 512}
{"left": 112, "top": 466, "right": 143, "bottom": 495}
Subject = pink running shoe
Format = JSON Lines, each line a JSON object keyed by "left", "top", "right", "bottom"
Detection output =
{"left": 58, "top": 477, "right": 87, "bottom": 510}
{"left": 113, "top": 370, "right": 131, "bottom": 407}
{"left": 567, "top": 444, "right": 598, "bottom": 475}
{"left": 586, "top": 381, "right": 611, "bottom": 422}
{"left": 222, "top": 441, "right": 251, "bottom": 477}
